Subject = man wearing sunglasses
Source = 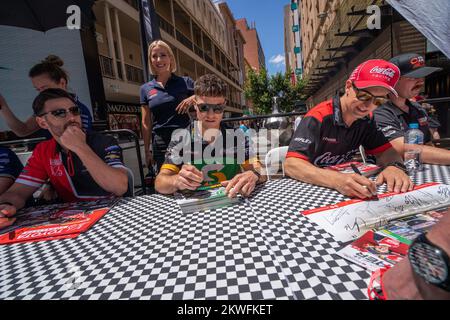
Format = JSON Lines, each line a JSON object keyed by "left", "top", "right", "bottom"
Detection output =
{"left": 285, "top": 59, "right": 413, "bottom": 199}
{"left": 373, "top": 53, "right": 450, "bottom": 165}
{"left": 155, "top": 74, "right": 264, "bottom": 198}
{"left": 0, "top": 89, "right": 129, "bottom": 229}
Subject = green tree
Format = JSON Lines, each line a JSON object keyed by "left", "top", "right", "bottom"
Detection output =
{"left": 244, "top": 67, "right": 308, "bottom": 114}
{"left": 244, "top": 68, "right": 272, "bottom": 114}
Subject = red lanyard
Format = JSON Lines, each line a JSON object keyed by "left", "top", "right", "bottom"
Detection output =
{"left": 367, "top": 266, "right": 391, "bottom": 300}
{"left": 67, "top": 151, "right": 75, "bottom": 177}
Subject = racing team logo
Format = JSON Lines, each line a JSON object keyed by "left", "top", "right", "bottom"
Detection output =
{"left": 50, "top": 158, "right": 64, "bottom": 177}
{"left": 148, "top": 88, "right": 158, "bottom": 100}
{"left": 410, "top": 56, "right": 425, "bottom": 69}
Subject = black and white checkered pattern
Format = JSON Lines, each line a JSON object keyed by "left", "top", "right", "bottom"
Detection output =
{"left": 248, "top": 179, "right": 369, "bottom": 299}
{"left": 1, "top": 164, "right": 449, "bottom": 300}
{"left": 0, "top": 195, "right": 293, "bottom": 300}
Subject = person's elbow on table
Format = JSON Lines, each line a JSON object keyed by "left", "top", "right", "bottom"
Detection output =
{"left": 285, "top": 157, "right": 311, "bottom": 182}
{"left": 284, "top": 157, "right": 300, "bottom": 179}
{"left": 107, "top": 168, "right": 129, "bottom": 197}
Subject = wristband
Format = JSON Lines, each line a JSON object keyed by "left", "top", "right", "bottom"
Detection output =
{"left": 385, "top": 161, "right": 408, "bottom": 173}
{"left": 250, "top": 168, "right": 262, "bottom": 182}
{"left": 368, "top": 266, "right": 391, "bottom": 300}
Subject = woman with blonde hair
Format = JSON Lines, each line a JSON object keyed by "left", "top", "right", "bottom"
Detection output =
{"left": 140, "top": 40, "right": 195, "bottom": 172}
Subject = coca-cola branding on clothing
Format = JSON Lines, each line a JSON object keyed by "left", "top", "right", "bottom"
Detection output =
{"left": 349, "top": 59, "right": 400, "bottom": 96}
{"left": 313, "top": 149, "right": 359, "bottom": 167}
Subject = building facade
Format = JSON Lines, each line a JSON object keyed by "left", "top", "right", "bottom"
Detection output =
{"left": 92, "top": 0, "right": 247, "bottom": 132}
{"left": 284, "top": 1, "right": 303, "bottom": 84}
{"left": 235, "top": 18, "right": 266, "bottom": 73}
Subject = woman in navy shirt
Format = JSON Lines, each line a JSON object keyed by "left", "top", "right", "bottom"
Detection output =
{"left": 0, "top": 55, "right": 92, "bottom": 138}
{"left": 140, "top": 40, "right": 195, "bottom": 171}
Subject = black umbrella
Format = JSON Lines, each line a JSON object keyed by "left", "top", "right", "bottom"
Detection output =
{"left": 0, "top": 0, "right": 96, "bottom": 32}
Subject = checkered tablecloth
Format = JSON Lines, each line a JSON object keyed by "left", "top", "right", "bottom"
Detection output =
{"left": 1, "top": 164, "right": 449, "bottom": 300}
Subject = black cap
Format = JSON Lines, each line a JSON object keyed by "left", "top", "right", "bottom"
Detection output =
{"left": 389, "top": 53, "right": 442, "bottom": 78}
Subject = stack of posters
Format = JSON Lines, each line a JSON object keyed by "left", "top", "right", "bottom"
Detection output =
{"left": 302, "top": 183, "right": 450, "bottom": 242}
{"left": 175, "top": 186, "right": 243, "bottom": 214}
{"left": 0, "top": 198, "right": 118, "bottom": 244}
{"left": 337, "top": 207, "right": 447, "bottom": 271}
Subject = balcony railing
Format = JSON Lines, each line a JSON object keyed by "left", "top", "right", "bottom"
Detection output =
{"left": 126, "top": 64, "right": 144, "bottom": 83}
{"left": 99, "top": 55, "right": 115, "bottom": 78}
{"left": 100, "top": 55, "right": 143, "bottom": 83}
{"left": 116, "top": 61, "right": 123, "bottom": 80}
{"left": 194, "top": 44, "right": 204, "bottom": 58}
{"left": 204, "top": 54, "right": 213, "bottom": 66}
{"left": 157, "top": 14, "right": 174, "bottom": 37}
{"left": 176, "top": 30, "right": 193, "bottom": 50}
{"left": 122, "top": 0, "right": 138, "bottom": 10}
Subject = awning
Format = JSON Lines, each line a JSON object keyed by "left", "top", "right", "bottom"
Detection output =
{"left": 386, "top": 0, "right": 450, "bottom": 58}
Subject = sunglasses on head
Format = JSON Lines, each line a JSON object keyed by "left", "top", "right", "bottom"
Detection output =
{"left": 39, "top": 106, "right": 81, "bottom": 118}
{"left": 352, "top": 83, "right": 388, "bottom": 106}
{"left": 197, "top": 103, "right": 225, "bottom": 114}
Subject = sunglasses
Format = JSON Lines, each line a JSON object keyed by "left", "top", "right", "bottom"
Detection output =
{"left": 352, "top": 83, "right": 388, "bottom": 106}
{"left": 39, "top": 106, "right": 81, "bottom": 118}
{"left": 197, "top": 103, "right": 225, "bottom": 114}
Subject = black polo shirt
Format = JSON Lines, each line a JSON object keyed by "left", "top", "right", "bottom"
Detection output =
{"left": 287, "top": 96, "right": 392, "bottom": 167}
{"left": 140, "top": 74, "right": 194, "bottom": 133}
{"left": 373, "top": 99, "right": 432, "bottom": 143}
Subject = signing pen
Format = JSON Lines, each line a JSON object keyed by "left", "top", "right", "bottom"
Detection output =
{"left": 350, "top": 163, "right": 379, "bottom": 200}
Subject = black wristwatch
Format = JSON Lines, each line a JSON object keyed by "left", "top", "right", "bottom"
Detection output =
{"left": 408, "top": 233, "right": 450, "bottom": 292}
{"left": 250, "top": 168, "right": 262, "bottom": 182}
{"left": 385, "top": 161, "right": 408, "bottom": 173}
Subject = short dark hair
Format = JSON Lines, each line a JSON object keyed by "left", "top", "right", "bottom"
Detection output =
{"left": 32, "top": 88, "right": 76, "bottom": 116}
{"left": 194, "top": 74, "right": 227, "bottom": 97}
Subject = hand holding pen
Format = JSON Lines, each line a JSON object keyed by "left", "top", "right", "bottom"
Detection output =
{"left": 350, "top": 163, "right": 379, "bottom": 200}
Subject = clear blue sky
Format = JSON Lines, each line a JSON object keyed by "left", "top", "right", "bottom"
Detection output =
{"left": 224, "top": 0, "right": 288, "bottom": 75}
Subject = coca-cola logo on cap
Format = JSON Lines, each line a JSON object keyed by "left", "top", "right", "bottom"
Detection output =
{"left": 410, "top": 56, "right": 425, "bottom": 69}
{"left": 369, "top": 66, "right": 396, "bottom": 79}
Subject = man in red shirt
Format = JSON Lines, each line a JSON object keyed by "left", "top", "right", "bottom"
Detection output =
{"left": 0, "top": 89, "right": 129, "bottom": 229}
{"left": 285, "top": 59, "right": 412, "bottom": 199}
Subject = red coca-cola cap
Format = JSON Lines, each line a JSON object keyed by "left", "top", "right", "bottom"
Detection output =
{"left": 349, "top": 59, "right": 400, "bottom": 97}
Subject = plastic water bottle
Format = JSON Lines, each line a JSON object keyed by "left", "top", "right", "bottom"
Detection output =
{"left": 404, "top": 123, "right": 423, "bottom": 173}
